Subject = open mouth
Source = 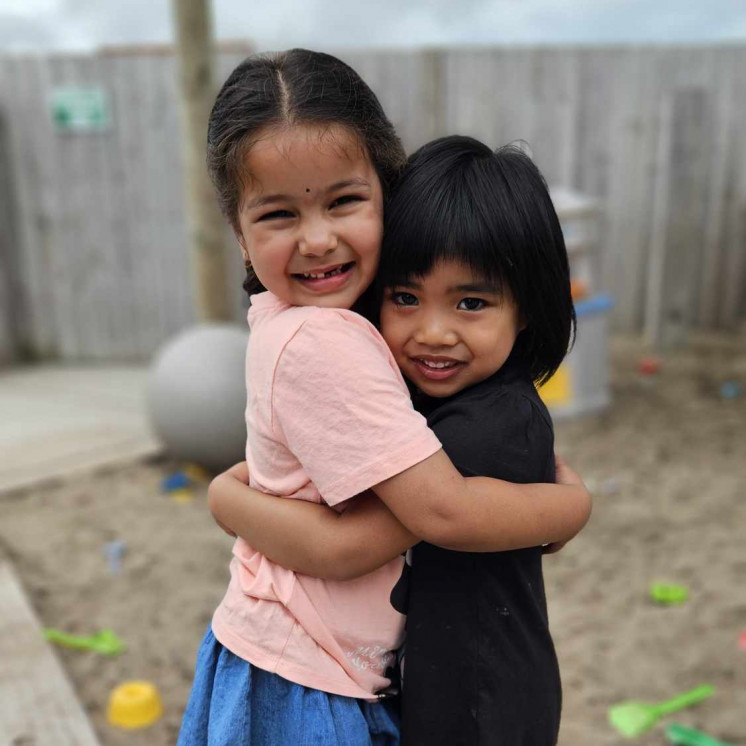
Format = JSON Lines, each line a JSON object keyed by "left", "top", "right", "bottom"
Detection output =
{"left": 293, "top": 262, "right": 354, "bottom": 281}
{"left": 412, "top": 357, "right": 465, "bottom": 381}
{"left": 417, "top": 359, "right": 460, "bottom": 369}
{"left": 291, "top": 262, "right": 356, "bottom": 294}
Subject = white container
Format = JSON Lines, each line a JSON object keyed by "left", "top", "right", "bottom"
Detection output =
{"left": 540, "top": 187, "right": 612, "bottom": 419}
{"left": 550, "top": 186, "right": 600, "bottom": 298}
{"left": 540, "top": 295, "right": 613, "bottom": 419}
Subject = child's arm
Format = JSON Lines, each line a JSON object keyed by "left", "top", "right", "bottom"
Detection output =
{"left": 541, "top": 453, "right": 582, "bottom": 555}
{"left": 371, "top": 449, "right": 590, "bottom": 552}
{"left": 210, "top": 457, "right": 589, "bottom": 580}
{"left": 209, "top": 463, "right": 416, "bottom": 582}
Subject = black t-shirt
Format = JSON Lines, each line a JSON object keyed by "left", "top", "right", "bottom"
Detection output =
{"left": 400, "top": 356, "right": 562, "bottom": 746}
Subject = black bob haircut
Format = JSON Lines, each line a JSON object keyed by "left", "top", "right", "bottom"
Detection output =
{"left": 377, "top": 135, "right": 575, "bottom": 385}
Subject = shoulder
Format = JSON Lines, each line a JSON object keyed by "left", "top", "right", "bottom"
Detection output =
{"left": 431, "top": 376, "right": 551, "bottom": 437}
{"left": 281, "top": 307, "right": 386, "bottom": 364}
{"left": 271, "top": 307, "right": 401, "bottom": 396}
{"left": 429, "top": 377, "right": 554, "bottom": 481}
{"left": 294, "top": 306, "right": 381, "bottom": 339}
{"left": 252, "top": 304, "right": 383, "bottom": 365}
{"left": 250, "top": 293, "right": 377, "bottom": 336}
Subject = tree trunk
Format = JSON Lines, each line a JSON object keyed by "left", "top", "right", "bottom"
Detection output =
{"left": 172, "top": 0, "right": 232, "bottom": 321}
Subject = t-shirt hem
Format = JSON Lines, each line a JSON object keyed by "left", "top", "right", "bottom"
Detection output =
{"left": 322, "top": 432, "right": 442, "bottom": 506}
{"left": 211, "top": 609, "right": 383, "bottom": 701}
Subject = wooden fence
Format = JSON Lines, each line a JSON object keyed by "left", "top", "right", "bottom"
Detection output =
{"left": 0, "top": 45, "right": 744, "bottom": 361}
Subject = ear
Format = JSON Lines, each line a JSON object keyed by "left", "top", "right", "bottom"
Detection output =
{"left": 234, "top": 229, "right": 250, "bottom": 264}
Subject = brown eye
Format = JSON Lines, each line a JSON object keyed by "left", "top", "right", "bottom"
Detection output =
{"left": 458, "top": 298, "right": 486, "bottom": 311}
{"left": 257, "top": 209, "right": 293, "bottom": 222}
{"left": 392, "top": 292, "right": 418, "bottom": 307}
{"left": 330, "top": 195, "right": 363, "bottom": 209}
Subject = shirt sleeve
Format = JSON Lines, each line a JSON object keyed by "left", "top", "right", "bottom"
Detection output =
{"left": 272, "top": 311, "right": 442, "bottom": 506}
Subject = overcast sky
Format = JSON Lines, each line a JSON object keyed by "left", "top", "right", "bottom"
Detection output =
{"left": 2, "top": 0, "right": 746, "bottom": 53}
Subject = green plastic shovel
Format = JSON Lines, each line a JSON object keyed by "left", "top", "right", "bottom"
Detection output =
{"left": 608, "top": 684, "right": 715, "bottom": 738}
{"left": 666, "top": 723, "right": 734, "bottom": 746}
{"left": 43, "top": 628, "right": 125, "bottom": 656}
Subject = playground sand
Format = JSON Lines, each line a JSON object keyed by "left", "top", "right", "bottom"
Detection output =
{"left": 1, "top": 332, "right": 744, "bottom": 746}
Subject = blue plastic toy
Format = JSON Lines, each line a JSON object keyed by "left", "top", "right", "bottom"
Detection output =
{"left": 161, "top": 471, "right": 191, "bottom": 492}
{"left": 103, "top": 539, "right": 127, "bottom": 575}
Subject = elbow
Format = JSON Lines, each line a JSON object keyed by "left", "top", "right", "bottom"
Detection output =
{"left": 313, "top": 540, "right": 390, "bottom": 582}
{"left": 408, "top": 504, "right": 463, "bottom": 548}
{"left": 558, "top": 485, "right": 593, "bottom": 543}
{"left": 578, "top": 486, "right": 593, "bottom": 531}
{"left": 296, "top": 558, "right": 350, "bottom": 582}
{"left": 325, "top": 564, "right": 362, "bottom": 583}
{"left": 207, "top": 476, "right": 225, "bottom": 521}
{"left": 323, "top": 544, "right": 375, "bottom": 582}
{"left": 299, "top": 538, "right": 360, "bottom": 582}
{"left": 310, "top": 545, "right": 352, "bottom": 581}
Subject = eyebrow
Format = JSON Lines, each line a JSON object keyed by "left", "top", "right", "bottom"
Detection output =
{"left": 451, "top": 282, "right": 501, "bottom": 294}
{"left": 328, "top": 178, "right": 371, "bottom": 192}
{"left": 244, "top": 193, "right": 292, "bottom": 210}
{"left": 397, "top": 279, "right": 501, "bottom": 294}
{"left": 244, "top": 178, "right": 371, "bottom": 211}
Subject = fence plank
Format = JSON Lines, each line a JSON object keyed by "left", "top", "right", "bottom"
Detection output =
{"left": 697, "top": 49, "right": 733, "bottom": 328}
{"left": 0, "top": 63, "right": 20, "bottom": 363}
{"left": 719, "top": 49, "right": 746, "bottom": 327}
{"left": 646, "top": 86, "right": 711, "bottom": 348}
{"left": 2, "top": 57, "right": 58, "bottom": 358}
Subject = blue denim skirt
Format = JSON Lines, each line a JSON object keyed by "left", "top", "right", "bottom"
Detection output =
{"left": 177, "top": 626, "right": 400, "bottom": 746}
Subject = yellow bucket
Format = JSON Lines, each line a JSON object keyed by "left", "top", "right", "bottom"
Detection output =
{"left": 107, "top": 680, "right": 163, "bottom": 729}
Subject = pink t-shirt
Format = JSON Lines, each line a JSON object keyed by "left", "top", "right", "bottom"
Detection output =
{"left": 211, "top": 292, "right": 441, "bottom": 700}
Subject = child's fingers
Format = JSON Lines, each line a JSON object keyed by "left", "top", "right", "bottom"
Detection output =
{"left": 553, "top": 453, "right": 583, "bottom": 486}
{"left": 542, "top": 540, "right": 568, "bottom": 555}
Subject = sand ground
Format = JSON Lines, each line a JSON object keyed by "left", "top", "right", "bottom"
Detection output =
{"left": 1, "top": 333, "right": 744, "bottom": 746}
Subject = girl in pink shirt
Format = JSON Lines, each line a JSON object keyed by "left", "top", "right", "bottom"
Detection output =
{"left": 178, "top": 49, "right": 590, "bottom": 746}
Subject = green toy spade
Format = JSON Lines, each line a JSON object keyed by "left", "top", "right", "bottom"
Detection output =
{"left": 43, "top": 628, "right": 125, "bottom": 656}
{"left": 666, "top": 723, "right": 734, "bottom": 746}
{"left": 608, "top": 684, "right": 715, "bottom": 738}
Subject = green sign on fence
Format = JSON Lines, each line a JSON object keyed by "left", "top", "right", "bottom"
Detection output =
{"left": 50, "top": 88, "right": 109, "bottom": 133}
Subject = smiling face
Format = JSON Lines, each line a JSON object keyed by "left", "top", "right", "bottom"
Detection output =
{"left": 235, "top": 124, "right": 384, "bottom": 309}
{"left": 380, "top": 260, "right": 524, "bottom": 398}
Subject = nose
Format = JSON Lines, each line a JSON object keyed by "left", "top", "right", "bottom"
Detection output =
{"left": 413, "top": 311, "right": 459, "bottom": 348}
{"left": 298, "top": 216, "right": 338, "bottom": 257}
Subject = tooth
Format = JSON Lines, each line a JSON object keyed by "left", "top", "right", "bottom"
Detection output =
{"left": 420, "top": 360, "right": 456, "bottom": 368}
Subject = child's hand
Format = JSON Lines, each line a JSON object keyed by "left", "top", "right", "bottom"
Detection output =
{"left": 208, "top": 462, "right": 250, "bottom": 538}
{"left": 553, "top": 453, "right": 584, "bottom": 488}
{"left": 542, "top": 453, "right": 591, "bottom": 555}
{"left": 542, "top": 540, "right": 567, "bottom": 555}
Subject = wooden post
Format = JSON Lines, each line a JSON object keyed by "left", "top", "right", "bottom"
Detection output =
{"left": 422, "top": 50, "right": 445, "bottom": 143}
{"left": 0, "top": 113, "right": 21, "bottom": 364}
{"left": 645, "top": 87, "right": 710, "bottom": 349}
{"left": 172, "top": 0, "right": 232, "bottom": 321}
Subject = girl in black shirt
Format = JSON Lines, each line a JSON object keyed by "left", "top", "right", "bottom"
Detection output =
{"left": 375, "top": 137, "right": 574, "bottom": 745}
{"left": 210, "top": 136, "right": 583, "bottom": 745}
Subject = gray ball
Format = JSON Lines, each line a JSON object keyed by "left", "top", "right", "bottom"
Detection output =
{"left": 147, "top": 324, "right": 249, "bottom": 472}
